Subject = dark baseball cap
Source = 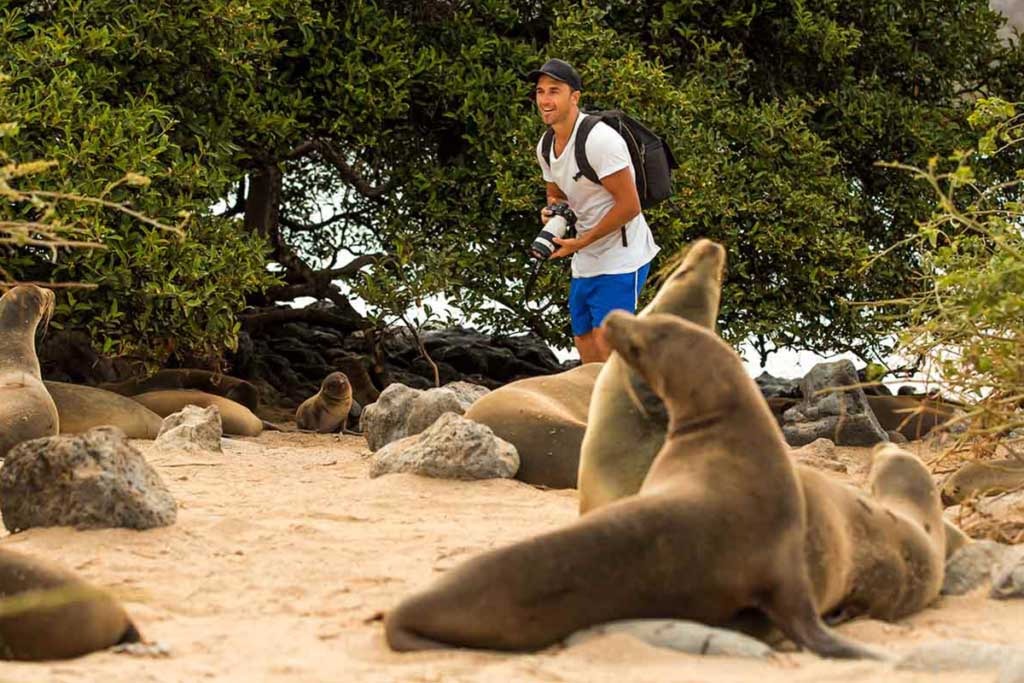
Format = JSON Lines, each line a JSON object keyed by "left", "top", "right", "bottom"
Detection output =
{"left": 526, "top": 58, "right": 582, "bottom": 92}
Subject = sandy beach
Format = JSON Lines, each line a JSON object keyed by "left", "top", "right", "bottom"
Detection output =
{"left": 1, "top": 431, "right": 1021, "bottom": 683}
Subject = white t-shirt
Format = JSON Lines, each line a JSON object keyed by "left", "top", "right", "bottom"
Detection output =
{"left": 536, "top": 112, "right": 660, "bottom": 278}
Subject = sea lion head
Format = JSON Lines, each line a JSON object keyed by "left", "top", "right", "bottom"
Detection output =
{"left": 603, "top": 311, "right": 740, "bottom": 424}
{"left": 320, "top": 371, "right": 352, "bottom": 401}
{"left": 868, "top": 444, "right": 937, "bottom": 505}
{"left": 0, "top": 284, "right": 56, "bottom": 333}
{"left": 645, "top": 239, "right": 726, "bottom": 326}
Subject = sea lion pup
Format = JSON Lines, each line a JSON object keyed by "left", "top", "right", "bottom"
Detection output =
{"left": 384, "top": 312, "right": 879, "bottom": 659}
{"left": 463, "top": 363, "right": 602, "bottom": 488}
{"left": 296, "top": 371, "right": 353, "bottom": 433}
{"left": 0, "top": 547, "right": 141, "bottom": 660}
{"left": 102, "top": 368, "right": 260, "bottom": 411}
{"left": 865, "top": 394, "right": 959, "bottom": 441}
{"left": 577, "top": 238, "right": 725, "bottom": 513}
{"left": 941, "top": 458, "right": 1024, "bottom": 506}
{"left": 43, "top": 381, "right": 163, "bottom": 439}
{"left": 0, "top": 285, "right": 59, "bottom": 458}
{"left": 130, "top": 389, "right": 263, "bottom": 436}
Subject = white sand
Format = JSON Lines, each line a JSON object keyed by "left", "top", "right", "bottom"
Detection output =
{"left": 1, "top": 433, "right": 1021, "bottom": 682}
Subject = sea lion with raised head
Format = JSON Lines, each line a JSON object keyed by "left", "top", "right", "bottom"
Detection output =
{"left": 941, "top": 458, "right": 1024, "bottom": 506}
{"left": 43, "top": 381, "right": 163, "bottom": 439}
{"left": 0, "top": 285, "right": 59, "bottom": 458}
{"left": 296, "top": 371, "right": 354, "bottom": 433}
{"left": 102, "top": 369, "right": 260, "bottom": 411}
{"left": 383, "top": 312, "right": 880, "bottom": 659}
{"left": 130, "top": 389, "right": 263, "bottom": 436}
{"left": 0, "top": 547, "right": 141, "bottom": 660}
{"left": 463, "top": 363, "right": 601, "bottom": 488}
{"left": 576, "top": 238, "right": 725, "bottom": 513}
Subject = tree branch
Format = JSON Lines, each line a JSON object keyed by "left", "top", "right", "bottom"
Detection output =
{"left": 217, "top": 178, "right": 247, "bottom": 218}
{"left": 279, "top": 209, "right": 368, "bottom": 232}
{"left": 313, "top": 140, "right": 399, "bottom": 200}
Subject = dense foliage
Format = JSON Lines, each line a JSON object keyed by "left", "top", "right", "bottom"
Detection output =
{"left": 888, "top": 98, "right": 1023, "bottom": 448}
{"left": 1, "top": 0, "right": 1021, "bottom": 363}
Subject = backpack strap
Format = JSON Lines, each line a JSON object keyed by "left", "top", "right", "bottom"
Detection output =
{"left": 541, "top": 128, "right": 554, "bottom": 169}
{"left": 572, "top": 116, "right": 601, "bottom": 184}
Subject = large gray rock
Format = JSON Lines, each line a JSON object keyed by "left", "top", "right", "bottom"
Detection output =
{"left": 942, "top": 540, "right": 1021, "bottom": 595}
{"left": 565, "top": 619, "right": 773, "bottom": 658}
{"left": 782, "top": 360, "right": 889, "bottom": 447}
{"left": 361, "top": 383, "right": 485, "bottom": 451}
{"left": 369, "top": 412, "right": 519, "bottom": 480}
{"left": 155, "top": 404, "right": 223, "bottom": 452}
{"left": 754, "top": 372, "right": 801, "bottom": 399}
{"left": 0, "top": 426, "right": 177, "bottom": 531}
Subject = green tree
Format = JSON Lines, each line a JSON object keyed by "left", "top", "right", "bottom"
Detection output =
{"left": 2, "top": 0, "right": 1021, "bottom": 366}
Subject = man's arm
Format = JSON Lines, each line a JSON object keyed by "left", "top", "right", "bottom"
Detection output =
{"left": 549, "top": 168, "right": 640, "bottom": 258}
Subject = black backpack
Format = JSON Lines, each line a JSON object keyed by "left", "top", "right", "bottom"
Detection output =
{"left": 541, "top": 110, "right": 678, "bottom": 210}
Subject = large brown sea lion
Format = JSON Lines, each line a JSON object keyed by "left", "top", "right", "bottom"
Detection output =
{"left": 941, "top": 458, "right": 1024, "bottom": 506}
{"left": 295, "top": 371, "right": 354, "bottom": 433}
{"left": 102, "top": 369, "right": 260, "bottom": 411}
{"left": 130, "top": 389, "right": 263, "bottom": 436}
{"left": 0, "top": 547, "right": 140, "bottom": 660}
{"left": 576, "top": 239, "right": 725, "bottom": 513}
{"left": 43, "top": 381, "right": 163, "bottom": 439}
{"left": 463, "top": 363, "right": 601, "bottom": 488}
{"left": 383, "top": 312, "right": 884, "bottom": 659}
{"left": 0, "top": 285, "right": 59, "bottom": 458}
{"left": 865, "top": 394, "right": 959, "bottom": 441}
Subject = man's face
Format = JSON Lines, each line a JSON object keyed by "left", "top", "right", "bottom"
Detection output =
{"left": 534, "top": 74, "right": 579, "bottom": 126}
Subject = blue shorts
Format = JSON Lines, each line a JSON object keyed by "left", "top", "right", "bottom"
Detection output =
{"left": 569, "top": 261, "right": 652, "bottom": 337}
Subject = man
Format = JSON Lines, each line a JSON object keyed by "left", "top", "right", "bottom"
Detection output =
{"left": 528, "top": 58, "right": 659, "bottom": 363}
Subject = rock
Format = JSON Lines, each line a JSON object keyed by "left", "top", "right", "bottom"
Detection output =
{"left": 155, "top": 405, "right": 223, "bottom": 452}
{"left": 991, "top": 551, "right": 1024, "bottom": 599}
{"left": 782, "top": 360, "right": 889, "bottom": 447}
{"left": 896, "top": 639, "right": 1024, "bottom": 679}
{"left": 369, "top": 412, "right": 519, "bottom": 480}
{"left": 942, "top": 540, "right": 1021, "bottom": 595}
{"left": 442, "top": 381, "right": 491, "bottom": 409}
{"left": 565, "top": 619, "right": 773, "bottom": 658}
{"left": 360, "top": 384, "right": 421, "bottom": 450}
{"left": 362, "top": 384, "right": 485, "bottom": 451}
{"left": 790, "top": 438, "right": 847, "bottom": 473}
{"left": 754, "top": 372, "right": 801, "bottom": 399}
{"left": 0, "top": 426, "right": 177, "bottom": 531}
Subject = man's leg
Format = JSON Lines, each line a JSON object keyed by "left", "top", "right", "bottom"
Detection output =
{"left": 584, "top": 262, "right": 653, "bottom": 363}
{"left": 569, "top": 276, "right": 598, "bottom": 363}
{"left": 574, "top": 329, "right": 608, "bottom": 364}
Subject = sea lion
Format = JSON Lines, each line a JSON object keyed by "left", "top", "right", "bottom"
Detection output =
{"left": 383, "top": 312, "right": 880, "bottom": 659}
{"left": 576, "top": 238, "right": 725, "bottom": 513}
{"left": 463, "top": 363, "right": 602, "bottom": 488}
{"left": 43, "top": 381, "right": 163, "bottom": 439}
{"left": 941, "top": 458, "right": 1024, "bottom": 506}
{"left": 0, "top": 547, "right": 140, "bottom": 660}
{"left": 130, "top": 389, "right": 263, "bottom": 436}
{"left": 796, "top": 443, "right": 945, "bottom": 625}
{"left": 0, "top": 285, "right": 59, "bottom": 458}
{"left": 296, "top": 371, "right": 354, "bottom": 433}
{"left": 865, "top": 394, "right": 959, "bottom": 441}
{"left": 102, "top": 369, "right": 260, "bottom": 411}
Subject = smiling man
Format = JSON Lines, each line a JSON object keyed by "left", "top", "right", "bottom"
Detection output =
{"left": 528, "top": 58, "right": 659, "bottom": 363}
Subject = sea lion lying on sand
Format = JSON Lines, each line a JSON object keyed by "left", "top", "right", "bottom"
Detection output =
{"left": 130, "top": 389, "right": 264, "bottom": 436}
{"left": 0, "top": 285, "right": 59, "bottom": 458}
{"left": 463, "top": 363, "right": 601, "bottom": 488}
{"left": 865, "top": 394, "right": 959, "bottom": 441}
{"left": 384, "top": 312, "right": 892, "bottom": 659}
{"left": 102, "top": 369, "right": 260, "bottom": 411}
{"left": 0, "top": 547, "right": 141, "bottom": 660}
{"left": 941, "top": 458, "right": 1024, "bottom": 506}
{"left": 43, "top": 381, "right": 162, "bottom": 439}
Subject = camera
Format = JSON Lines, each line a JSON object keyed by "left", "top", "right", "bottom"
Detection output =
{"left": 529, "top": 203, "right": 577, "bottom": 260}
